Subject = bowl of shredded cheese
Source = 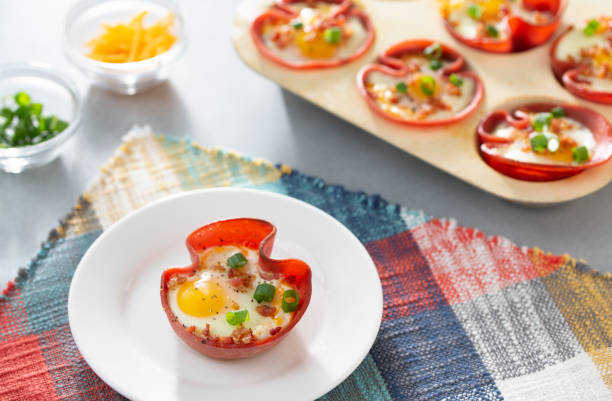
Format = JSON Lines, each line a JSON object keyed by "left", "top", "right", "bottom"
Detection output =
{"left": 64, "top": 0, "right": 185, "bottom": 95}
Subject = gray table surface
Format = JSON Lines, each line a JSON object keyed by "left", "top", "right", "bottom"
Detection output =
{"left": 1, "top": 0, "right": 611, "bottom": 286}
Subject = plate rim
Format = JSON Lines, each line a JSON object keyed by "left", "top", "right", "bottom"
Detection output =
{"left": 68, "top": 187, "right": 383, "bottom": 401}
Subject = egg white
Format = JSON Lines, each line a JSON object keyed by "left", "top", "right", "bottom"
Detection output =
{"left": 167, "top": 246, "right": 295, "bottom": 339}
{"left": 366, "top": 57, "right": 476, "bottom": 121}
{"left": 489, "top": 117, "right": 596, "bottom": 165}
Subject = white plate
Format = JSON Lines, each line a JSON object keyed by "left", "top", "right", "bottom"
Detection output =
{"left": 68, "top": 188, "right": 383, "bottom": 401}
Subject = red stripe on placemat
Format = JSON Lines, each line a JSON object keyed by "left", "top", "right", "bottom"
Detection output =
{"left": 412, "top": 219, "right": 541, "bottom": 305}
{"left": 526, "top": 248, "right": 568, "bottom": 277}
{"left": 0, "top": 287, "right": 30, "bottom": 341}
{"left": 0, "top": 335, "right": 58, "bottom": 401}
{"left": 366, "top": 230, "right": 447, "bottom": 320}
{"left": 38, "top": 323, "right": 120, "bottom": 401}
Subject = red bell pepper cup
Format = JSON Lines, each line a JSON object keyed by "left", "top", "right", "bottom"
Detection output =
{"left": 443, "top": 0, "right": 566, "bottom": 53}
{"left": 250, "top": 0, "right": 375, "bottom": 70}
{"left": 477, "top": 102, "right": 612, "bottom": 181}
{"left": 550, "top": 26, "right": 612, "bottom": 104}
{"left": 160, "top": 218, "right": 312, "bottom": 360}
{"left": 356, "top": 39, "right": 485, "bottom": 127}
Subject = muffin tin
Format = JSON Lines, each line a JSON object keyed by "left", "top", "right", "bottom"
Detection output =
{"left": 232, "top": 0, "right": 612, "bottom": 205}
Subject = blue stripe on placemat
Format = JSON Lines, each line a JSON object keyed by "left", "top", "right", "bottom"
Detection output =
{"left": 281, "top": 171, "right": 411, "bottom": 244}
{"left": 20, "top": 231, "right": 103, "bottom": 334}
{"left": 371, "top": 306, "right": 502, "bottom": 401}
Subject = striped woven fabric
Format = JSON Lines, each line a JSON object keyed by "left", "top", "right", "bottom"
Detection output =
{"left": 1, "top": 127, "right": 611, "bottom": 401}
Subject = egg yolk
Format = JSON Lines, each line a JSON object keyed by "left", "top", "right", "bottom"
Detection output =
{"left": 296, "top": 31, "right": 338, "bottom": 59}
{"left": 177, "top": 279, "right": 226, "bottom": 317}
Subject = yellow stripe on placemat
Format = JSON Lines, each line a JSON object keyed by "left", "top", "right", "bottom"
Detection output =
{"left": 590, "top": 347, "right": 612, "bottom": 392}
{"left": 542, "top": 261, "right": 612, "bottom": 390}
{"left": 79, "top": 127, "right": 285, "bottom": 230}
{"left": 87, "top": 127, "right": 184, "bottom": 229}
{"left": 158, "top": 136, "right": 283, "bottom": 191}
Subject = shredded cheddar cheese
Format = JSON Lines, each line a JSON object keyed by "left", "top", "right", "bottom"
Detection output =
{"left": 86, "top": 11, "right": 177, "bottom": 63}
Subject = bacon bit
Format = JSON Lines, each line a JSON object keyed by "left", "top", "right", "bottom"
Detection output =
{"left": 231, "top": 326, "right": 256, "bottom": 345}
{"left": 228, "top": 270, "right": 256, "bottom": 292}
{"left": 272, "top": 25, "right": 294, "bottom": 49}
{"left": 166, "top": 274, "right": 187, "bottom": 289}
{"left": 231, "top": 301, "right": 240, "bottom": 310}
{"left": 498, "top": 4, "right": 511, "bottom": 18}
{"left": 549, "top": 118, "right": 575, "bottom": 134}
{"left": 269, "top": 327, "right": 282, "bottom": 336}
{"left": 342, "top": 25, "right": 354, "bottom": 41}
{"left": 186, "top": 326, "right": 196, "bottom": 333}
{"left": 202, "top": 323, "right": 211, "bottom": 338}
{"left": 212, "top": 264, "right": 225, "bottom": 272}
{"left": 446, "top": 82, "right": 462, "bottom": 97}
{"left": 256, "top": 304, "right": 277, "bottom": 317}
{"left": 221, "top": 336, "right": 234, "bottom": 346}
{"left": 415, "top": 103, "right": 435, "bottom": 120}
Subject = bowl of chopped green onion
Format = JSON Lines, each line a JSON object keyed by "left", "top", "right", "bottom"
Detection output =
{"left": 0, "top": 62, "right": 81, "bottom": 173}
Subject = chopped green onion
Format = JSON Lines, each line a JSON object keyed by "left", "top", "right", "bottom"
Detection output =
{"left": 227, "top": 252, "right": 248, "bottom": 269}
{"left": 551, "top": 106, "right": 565, "bottom": 118}
{"left": 0, "top": 91, "right": 69, "bottom": 148}
{"left": 487, "top": 25, "right": 499, "bottom": 38}
{"left": 281, "top": 289, "right": 300, "bottom": 312}
{"left": 31, "top": 103, "right": 42, "bottom": 116}
{"left": 226, "top": 309, "right": 249, "bottom": 326}
{"left": 530, "top": 134, "right": 548, "bottom": 152}
{"left": 572, "top": 146, "right": 589, "bottom": 163}
{"left": 253, "top": 283, "right": 276, "bottom": 303}
{"left": 395, "top": 82, "right": 408, "bottom": 93}
{"left": 14, "top": 92, "right": 30, "bottom": 107}
{"left": 290, "top": 19, "right": 303, "bottom": 29}
{"left": 324, "top": 27, "right": 342, "bottom": 44}
{"left": 532, "top": 112, "right": 553, "bottom": 132}
{"left": 449, "top": 73, "right": 464, "bottom": 87}
{"left": 467, "top": 3, "right": 483, "bottom": 20}
{"left": 424, "top": 42, "right": 443, "bottom": 60}
{"left": 420, "top": 75, "right": 436, "bottom": 96}
{"left": 430, "top": 59, "right": 443, "bottom": 71}
{"left": 584, "top": 19, "right": 600, "bottom": 36}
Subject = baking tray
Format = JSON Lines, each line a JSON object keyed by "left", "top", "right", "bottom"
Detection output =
{"left": 232, "top": 0, "right": 612, "bottom": 204}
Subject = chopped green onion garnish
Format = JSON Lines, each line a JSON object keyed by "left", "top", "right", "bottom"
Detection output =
{"left": 424, "top": 42, "right": 443, "bottom": 60}
{"left": 31, "top": 103, "right": 42, "bottom": 116}
{"left": 572, "top": 146, "right": 589, "bottom": 163}
{"left": 467, "top": 3, "right": 483, "bottom": 20}
{"left": 395, "top": 82, "right": 408, "bottom": 93}
{"left": 0, "top": 91, "right": 69, "bottom": 148}
{"left": 14, "top": 92, "right": 30, "bottom": 107}
{"left": 324, "top": 27, "right": 342, "bottom": 44}
{"left": 430, "top": 59, "right": 443, "bottom": 71}
{"left": 551, "top": 106, "right": 565, "bottom": 118}
{"left": 253, "top": 283, "right": 276, "bottom": 303}
{"left": 584, "top": 19, "right": 600, "bottom": 36}
{"left": 449, "top": 73, "right": 464, "bottom": 87}
{"left": 420, "top": 75, "right": 436, "bottom": 96}
{"left": 532, "top": 112, "right": 553, "bottom": 132}
{"left": 281, "top": 289, "right": 300, "bottom": 313}
{"left": 226, "top": 309, "right": 249, "bottom": 326}
{"left": 227, "top": 252, "right": 248, "bottom": 269}
{"left": 530, "top": 134, "right": 548, "bottom": 152}
{"left": 290, "top": 19, "right": 303, "bottom": 29}
{"left": 487, "top": 25, "right": 499, "bottom": 38}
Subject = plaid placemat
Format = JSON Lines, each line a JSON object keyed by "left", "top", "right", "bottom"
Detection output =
{"left": 1, "top": 127, "right": 611, "bottom": 401}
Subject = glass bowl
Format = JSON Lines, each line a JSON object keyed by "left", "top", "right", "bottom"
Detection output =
{"left": 0, "top": 62, "right": 82, "bottom": 174}
{"left": 64, "top": 0, "right": 186, "bottom": 95}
